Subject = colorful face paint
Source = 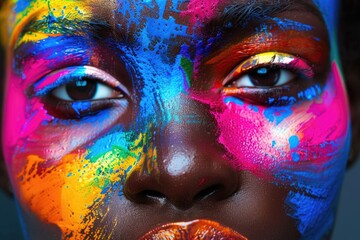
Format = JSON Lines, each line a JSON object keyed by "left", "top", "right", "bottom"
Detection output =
{"left": 1, "top": 0, "right": 350, "bottom": 239}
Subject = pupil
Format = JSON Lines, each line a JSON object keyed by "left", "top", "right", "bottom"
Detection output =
{"left": 65, "top": 79, "right": 97, "bottom": 100}
{"left": 248, "top": 67, "right": 280, "bottom": 86}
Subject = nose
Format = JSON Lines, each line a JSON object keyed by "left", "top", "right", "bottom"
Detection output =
{"left": 124, "top": 98, "right": 240, "bottom": 210}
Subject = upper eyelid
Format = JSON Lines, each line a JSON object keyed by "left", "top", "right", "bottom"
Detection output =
{"left": 222, "top": 52, "right": 314, "bottom": 86}
{"left": 29, "top": 66, "right": 130, "bottom": 97}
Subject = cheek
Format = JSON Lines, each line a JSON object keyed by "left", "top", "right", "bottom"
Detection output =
{"left": 214, "top": 61, "right": 350, "bottom": 179}
{"left": 3, "top": 77, "right": 140, "bottom": 234}
{"left": 11, "top": 131, "right": 144, "bottom": 236}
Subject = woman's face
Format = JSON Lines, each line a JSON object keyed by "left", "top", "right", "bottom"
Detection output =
{"left": 1, "top": 0, "right": 350, "bottom": 239}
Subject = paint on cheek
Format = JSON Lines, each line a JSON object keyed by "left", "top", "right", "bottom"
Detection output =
{"left": 282, "top": 62, "right": 350, "bottom": 239}
{"left": 289, "top": 135, "right": 300, "bottom": 162}
{"left": 202, "top": 59, "right": 350, "bottom": 187}
{"left": 15, "top": 132, "right": 147, "bottom": 238}
{"left": 263, "top": 107, "right": 292, "bottom": 125}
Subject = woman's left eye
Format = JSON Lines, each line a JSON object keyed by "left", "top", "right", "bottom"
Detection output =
{"left": 222, "top": 52, "right": 319, "bottom": 106}
{"left": 51, "top": 78, "right": 123, "bottom": 101}
{"left": 227, "top": 67, "right": 295, "bottom": 88}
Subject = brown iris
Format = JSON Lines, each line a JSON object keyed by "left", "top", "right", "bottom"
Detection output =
{"left": 248, "top": 67, "right": 280, "bottom": 86}
{"left": 65, "top": 78, "right": 97, "bottom": 100}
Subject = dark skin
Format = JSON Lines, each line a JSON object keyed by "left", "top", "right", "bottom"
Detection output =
{"left": 0, "top": 0, "right": 359, "bottom": 239}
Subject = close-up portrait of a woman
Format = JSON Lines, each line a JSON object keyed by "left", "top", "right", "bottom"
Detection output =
{"left": 0, "top": 0, "right": 359, "bottom": 239}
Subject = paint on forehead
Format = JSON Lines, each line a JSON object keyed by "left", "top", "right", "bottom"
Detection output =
{"left": 180, "top": 0, "right": 222, "bottom": 27}
{"left": 5, "top": 0, "right": 93, "bottom": 47}
{"left": 312, "top": 0, "right": 340, "bottom": 62}
{"left": 313, "top": 0, "right": 338, "bottom": 34}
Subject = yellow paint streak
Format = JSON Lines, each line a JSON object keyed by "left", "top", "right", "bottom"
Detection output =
{"left": 1, "top": 0, "right": 94, "bottom": 48}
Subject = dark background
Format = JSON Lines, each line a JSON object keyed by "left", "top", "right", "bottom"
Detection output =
{"left": 1, "top": 0, "right": 360, "bottom": 239}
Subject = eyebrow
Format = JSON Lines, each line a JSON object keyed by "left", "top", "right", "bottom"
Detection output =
{"left": 15, "top": 15, "right": 127, "bottom": 49}
{"left": 203, "top": 0, "right": 324, "bottom": 36}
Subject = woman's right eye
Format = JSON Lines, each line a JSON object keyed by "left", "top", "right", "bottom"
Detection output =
{"left": 51, "top": 78, "right": 124, "bottom": 101}
{"left": 32, "top": 66, "right": 130, "bottom": 119}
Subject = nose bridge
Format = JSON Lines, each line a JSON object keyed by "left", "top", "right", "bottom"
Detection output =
{"left": 155, "top": 95, "right": 217, "bottom": 152}
{"left": 124, "top": 73, "right": 240, "bottom": 209}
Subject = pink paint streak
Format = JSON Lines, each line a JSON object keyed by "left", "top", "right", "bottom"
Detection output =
{"left": 190, "top": 61, "right": 350, "bottom": 179}
{"left": 181, "top": 0, "right": 223, "bottom": 27}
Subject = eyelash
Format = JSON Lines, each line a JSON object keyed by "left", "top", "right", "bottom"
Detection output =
{"left": 31, "top": 66, "right": 130, "bottom": 119}
{"left": 221, "top": 52, "right": 323, "bottom": 106}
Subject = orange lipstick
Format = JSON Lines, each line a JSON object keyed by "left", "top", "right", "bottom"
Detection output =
{"left": 139, "top": 219, "right": 248, "bottom": 240}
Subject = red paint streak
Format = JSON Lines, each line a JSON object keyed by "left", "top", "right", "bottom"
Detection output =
{"left": 197, "top": 178, "right": 206, "bottom": 188}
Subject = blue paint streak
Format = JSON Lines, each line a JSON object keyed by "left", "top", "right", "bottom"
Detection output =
{"left": 263, "top": 107, "right": 292, "bottom": 125}
{"left": 15, "top": 0, "right": 31, "bottom": 13}
{"left": 292, "top": 152, "right": 300, "bottom": 162}
{"left": 72, "top": 101, "right": 91, "bottom": 115}
{"left": 271, "top": 17, "right": 313, "bottom": 31}
{"left": 313, "top": 0, "right": 338, "bottom": 36}
{"left": 15, "top": 36, "right": 90, "bottom": 81}
{"left": 289, "top": 135, "right": 300, "bottom": 149}
{"left": 223, "top": 97, "right": 244, "bottom": 106}
{"left": 248, "top": 105, "right": 259, "bottom": 112}
{"left": 86, "top": 129, "right": 133, "bottom": 160}
{"left": 297, "top": 85, "right": 322, "bottom": 101}
{"left": 282, "top": 129, "right": 351, "bottom": 239}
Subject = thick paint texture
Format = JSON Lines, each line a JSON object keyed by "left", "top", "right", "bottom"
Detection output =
{"left": 1, "top": 0, "right": 351, "bottom": 239}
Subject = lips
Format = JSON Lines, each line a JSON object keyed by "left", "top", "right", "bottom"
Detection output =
{"left": 139, "top": 219, "right": 248, "bottom": 240}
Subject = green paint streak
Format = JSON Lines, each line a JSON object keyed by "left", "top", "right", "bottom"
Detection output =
{"left": 180, "top": 57, "right": 193, "bottom": 88}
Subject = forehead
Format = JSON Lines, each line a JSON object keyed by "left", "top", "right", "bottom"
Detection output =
{"left": 5, "top": 0, "right": 329, "bottom": 47}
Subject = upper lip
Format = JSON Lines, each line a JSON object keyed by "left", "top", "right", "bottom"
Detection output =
{"left": 139, "top": 219, "right": 248, "bottom": 240}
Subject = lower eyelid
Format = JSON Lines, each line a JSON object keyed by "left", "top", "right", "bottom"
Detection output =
{"left": 43, "top": 97, "right": 129, "bottom": 119}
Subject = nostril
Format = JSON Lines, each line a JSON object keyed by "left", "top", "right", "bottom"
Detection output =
{"left": 193, "top": 184, "right": 223, "bottom": 202}
{"left": 141, "top": 190, "right": 167, "bottom": 202}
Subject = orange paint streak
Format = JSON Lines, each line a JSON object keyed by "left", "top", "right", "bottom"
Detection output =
{"left": 16, "top": 147, "right": 141, "bottom": 238}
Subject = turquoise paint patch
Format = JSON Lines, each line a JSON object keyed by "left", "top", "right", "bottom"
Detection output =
{"left": 248, "top": 105, "right": 259, "bottom": 112}
{"left": 263, "top": 107, "right": 292, "bottom": 125}
{"left": 86, "top": 131, "right": 134, "bottom": 162}
{"left": 272, "top": 140, "right": 276, "bottom": 148}
{"left": 224, "top": 97, "right": 244, "bottom": 106}
{"left": 289, "top": 135, "right": 300, "bottom": 149}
